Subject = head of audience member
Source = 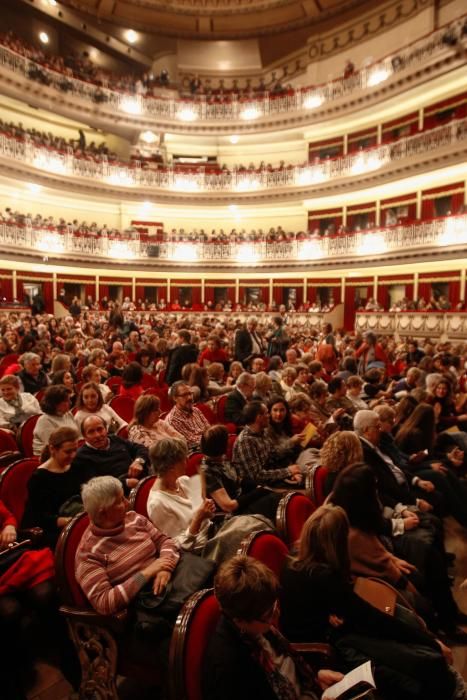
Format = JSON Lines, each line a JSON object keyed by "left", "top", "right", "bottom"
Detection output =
{"left": 309, "top": 381, "right": 328, "bottom": 405}
{"left": 21, "top": 352, "right": 42, "bottom": 377}
{"left": 242, "top": 400, "right": 269, "bottom": 433}
{"left": 268, "top": 356, "right": 283, "bottom": 374}
{"left": 43, "top": 426, "right": 79, "bottom": 467}
{"left": 214, "top": 555, "right": 279, "bottom": 637}
{"left": 319, "top": 431, "right": 363, "bottom": 474}
{"left": 346, "top": 375, "right": 363, "bottom": 397}
{"left": 254, "top": 372, "right": 272, "bottom": 400}
{"left": 340, "top": 356, "right": 358, "bottom": 376}
{"left": 81, "top": 364, "right": 102, "bottom": 386}
{"left": 250, "top": 357, "right": 265, "bottom": 374}
{"left": 295, "top": 364, "right": 310, "bottom": 386}
{"left": 288, "top": 392, "right": 312, "bottom": 421}
{"left": 331, "top": 462, "right": 385, "bottom": 534}
{"left": 0, "top": 374, "right": 21, "bottom": 401}
{"left": 177, "top": 329, "right": 191, "bottom": 346}
{"left": 285, "top": 348, "right": 298, "bottom": 365}
{"left": 327, "top": 377, "right": 346, "bottom": 398}
{"left": 111, "top": 341, "right": 124, "bottom": 356}
{"left": 294, "top": 504, "right": 350, "bottom": 575}
{"left": 373, "top": 404, "right": 396, "bottom": 435}
{"left": 246, "top": 317, "right": 258, "bottom": 333}
{"left": 207, "top": 362, "right": 225, "bottom": 385}
{"left": 170, "top": 380, "right": 195, "bottom": 413}
{"left": 353, "top": 409, "right": 380, "bottom": 445}
{"left": 236, "top": 372, "right": 255, "bottom": 399}
{"left": 363, "top": 332, "right": 377, "bottom": 348}
{"left": 88, "top": 349, "right": 107, "bottom": 368}
{"left": 81, "top": 414, "right": 109, "bottom": 449}
{"left": 121, "top": 361, "right": 143, "bottom": 390}
{"left": 267, "top": 395, "right": 293, "bottom": 436}
{"left": 81, "top": 475, "right": 128, "bottom": 529}
{"left": 395, "top": 403, "right": 436, "bottom": 451}
{"left": 189, "top": 366, "right": 209, "bottom": 398}
{"left": 405, "top": 367, "right": 423, "bottom": 388}
{"left": 40, "top": 385, "right": 71, "bottom": 417}
{"left": 281, "top": 366, "right": 297, "bottom": 387}
{"left": 201, "top": 424, "right": 229, "bottom": 461}
{"left": 0, "top": 336, "right": 12, "bottom": 356}
{"left": 228, "top": 361, "right": 243, "bottom": 383}
{"left": 149, "top": 436, "right": 188, "bottom": 479}
{"left": 76, "top": 382, "right": 104, "bottom": 413}
{"left": 430, "top": 376, "right": 453, "bottom": 403}
{"left": 51, "top": 369, "right": 75, "bottom": 392}
{"left": 132, "top": 394, "right": 162, "bottom": 428}
{"left": 308, "top": 360, "right": 323, "bottom": 380}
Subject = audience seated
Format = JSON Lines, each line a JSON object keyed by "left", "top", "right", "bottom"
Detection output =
{"left": 74, "top": 381, "right": 127, "bottom": 432}
{"left": 224, "top": 371, "right": 255, "bottom": 425}
{"left": 0, "top": 374, "right": 41, "bottom": 432}
{"left": 32, "top": 385, "right": 77, "bottom": 456}
{"left": 128, "top": 394, "right": 184, "bottom": 449}
{"left": 165, "top": 381, "right": 210, "bottom": 452}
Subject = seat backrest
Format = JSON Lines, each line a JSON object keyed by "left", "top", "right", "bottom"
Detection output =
{"left": 169, "top": 589, "right": 220, "bottom": 700}
{"left": 276, "top": 492, "right": 316, "bottom": 548}
{"left": 17, "top": 413, "right": 41, "bottom": 457}
{"left": 55, "top": 511, "right": 91, "bottom": 609}
{"left": 0, "top": 457, "right": 40, "bottom": 523}
{"left": 141, "top": 373, "right": 158, "bottom": 388}
{"left": 312, "top": 465, "right": 329, "bottom": 506}
{"left": 0, "top": 353, "right": 19, "bottom": 378}
{"left": 117, "top": 425, "right": 129, "bottom": 440}
{"left": 128, "top": 475, "right": 157, "bottom": 518}
{"left": 105, "top": 376, "right": 123, "bottom": 392}
{"left": 239, "top": 531, "right": 289, "bottom": 578}
{"left": 195, "top": 402, "right": 217, "bottom": 425}
{"left": 216, "top": 394, "right": 228, "bottom": 423}
{"left": 143, "top": 386, "right": 172, "bottom": 412}
{"left": 186, "top": 452, "right": 204, "bottom": 478}
{"left": 0, "top": 428, "right": 19, "bottom": 454}
{"left": 226, "top": 433, "right": 237, "bottom": 461}
{"left": 109, "top": 395, "right": 135, "bottom": 423}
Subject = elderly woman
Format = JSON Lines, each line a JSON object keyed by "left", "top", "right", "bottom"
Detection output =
{"left": 32, "top": 385, "right": 77, "bottom": 456}
{"left": 128, "top": 394, "right": 184, "bottom": 449}
{"left": 76, "top": 475, "right": 179, "bottom": 616}
{"left": 0, "top": 374, "right": 41, "bottom": 432}
{"left": 17, "top": 351, "right": 49, "bottom": 394}
{"left": 147, "top": 437, "right": 215, "bottom": 552}
{"left": 202, "top": 555, "right": 343, "bottom": 700}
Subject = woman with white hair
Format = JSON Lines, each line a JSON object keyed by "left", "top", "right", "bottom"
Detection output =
{"left": 75, "top": 475, "right": 179, "bottom": 616}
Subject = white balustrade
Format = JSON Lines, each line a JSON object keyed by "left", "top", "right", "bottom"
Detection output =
{"left": 356, "top": 311, "right": 467, "bottom": 339}
{"left": 0, "top": 17, "right": 463, "bottom": 125}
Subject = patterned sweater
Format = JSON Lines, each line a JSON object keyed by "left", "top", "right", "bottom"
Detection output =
{"left": 75, "top": 510, "right": 179, "bottom": 615}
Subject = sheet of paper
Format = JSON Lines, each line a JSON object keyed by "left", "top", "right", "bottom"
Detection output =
{"left": 322, "top": 661, "right": 375, "bottom": 700}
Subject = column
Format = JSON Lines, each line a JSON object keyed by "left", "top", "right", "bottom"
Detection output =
{"left": 373, "top": 275, "right": 378, "bottom": 299}
{"left": 343, "top": 205, "right": 347, "bottom": 227}
{"left": 52, "top": 272, "right": 57, "bottom": 301}
{"left": 235, "top": 279, "right": 239, "bottom": 304}
{"left": 269, "top": 279, "right": 273, "bottom": 306}
{"left": 461, "top": 269, "right": 466, "bottom": 302}
{"left": 377, "top": 123, "right": 382, "bottom": 146}
{"left": 413, "top": 272, "right": 419, "bottom": 300}
{"left": 343, "top": 134, "right": 348, "bottom": 156}
{"left": 201, "top": 278, "right": 205, "bottom": 304}
{"left": 416, "top": 191, "right": 422, "bottom": 220}
{"left": 303, "top": 277, "right": 307, "bottom": 303}
{"left": 12, "top": 270, "right": 17, "bottom": 300}
{"left": 132, "top": 276, "right": 136, "bottom": 302}
{"left": 95, "top": 275, "right": 99, "bottom": 302}
{"left": 167, "top": 278, "right": 171, "bottom": 304}
{"left": 376, "top": 200, "right": 381, "bottom": 227}
{"left": 341, "top": 276, "right": 345, "bottom": 304}
{"left": 418, "top": 108, "right": 424, "bottom": 131}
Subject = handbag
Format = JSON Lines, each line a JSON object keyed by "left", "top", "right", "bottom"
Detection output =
{"left": 353, "top": 577, "right": 397, "bottom": 616}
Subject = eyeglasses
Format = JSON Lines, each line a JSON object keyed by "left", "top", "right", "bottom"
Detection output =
{"left": 177, "top": 392, "right": 192, "bottom": 398}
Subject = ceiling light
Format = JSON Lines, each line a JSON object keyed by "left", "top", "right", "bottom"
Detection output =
{"left": 228, "top": 204, "right": 238, "bottom": 211}
{"left": 303, "top": 93, "right": 323, "bottom": 109}
{"left": 125, "top": 29, "right": 138, "bottom": 44}
{"left": 39, "top": 31, "right": 49, "bottom": 44}
{"left": 140, "top": 130, "right": 157, "bottom": 144}
{"left": 229, "top": 135, "right": 239, "bottom": 144}
{"left": 121, "top": 97, "right": 141, "bottom": 115}
{"left": 240, "top": 106, "right": 261, "bottom": 120}
{"left": 367, "top": 67, "right": 390, "bottom": 87}
{"left": 27, "top": 183, "right": 42, "bottom": 193}
{"left": 47, "top": 0, "right": 57, "bottom": 6}
{"left": 177, "top": 107, "right": 197, "bottom": 122}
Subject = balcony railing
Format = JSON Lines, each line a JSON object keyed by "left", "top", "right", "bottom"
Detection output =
{"left": 1, "top": 215, "right": 465, "bottom": 266}
{"left": 0, "top": 16, "right": 464, "bottom": 126}
{"left": 1, "top": 117, "right": 465, "bottom": 194}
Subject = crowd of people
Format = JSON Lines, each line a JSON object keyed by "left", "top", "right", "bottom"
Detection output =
{"left": 1, "top": 302, "right": 467, "bottom": 696}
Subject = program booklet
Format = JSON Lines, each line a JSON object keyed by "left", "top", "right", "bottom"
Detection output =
{"left": 322, "top": 661, "right": 376, "bottom": 700}
{"left": 300, "top": 421, "right": 319, "bottom": 447}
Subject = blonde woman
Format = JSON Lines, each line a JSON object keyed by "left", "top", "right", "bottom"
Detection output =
{"left": 319, "top": 430, "right": 363, "bottom": 497}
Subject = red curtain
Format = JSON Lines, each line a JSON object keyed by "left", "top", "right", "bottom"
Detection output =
{"left": 273, "top": 286, "right": 282, "bottom": 306}
{"left": 405, "top": 283, "right": 414, "bottom": 301}
{"left": 85, "top": 283, "right": 95, "bottom": 300}
{"left": 451, "top": 192, "right": 465, "bottom": 214}
{"left": 344, "top": 285, "right": 357, "bottom": 331}
{"left": 191, "top": 287, "right": 201, "bottom": 305}
{"left": 122, "top": 284, "right": 132, "bottom": 300}
{"left": 0, "top": 277, "right": 13, "bottom": 301}
{"left": 99, "top": 284, "right": 109, "bottom": 299}
{"left": 417, "top": 281, "right": 432, "bottom": 303}
{"left": 421, "top": 198, "right": 434, "bottom": 219}
{"left": 377, "top": 285, "right": 389, "bottom": 310}
{"left": 330, "top": 286, "right": 341, "bottom": 304}
{"left": 42, "top": 281, "right": 54, "bottom": 312}
{"left": 449, "top": 281, "right": 460, "bottom": 307}
{"left": 204, "top": 286, "right": 215, "bottom": 304}
{"left": 307, "top": 286, "right": 317, "bottom": 304}
{"left": 170, "top": 286, "right": 178, "bottom": 303}
{"left": 226, "top": 287, "right": 235, "bottom": 304}
{"left": 16, "top": 280, "right": 24, "bottom": 303}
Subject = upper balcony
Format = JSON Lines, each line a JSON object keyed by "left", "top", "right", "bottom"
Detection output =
{"left": 0, "top": 16, "right": 466, "bottom": 136}
{"left": 2, "top": 214, "right": 466, "bottom": 271}
{"left": 1, "top": 117, "right": 466, "bottom": 203}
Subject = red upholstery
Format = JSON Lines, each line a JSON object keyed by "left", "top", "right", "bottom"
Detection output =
{"left": 0, "top": 429, "right": 19, "bottom": 454}
{"left": 226, "top": 433, "right": 237, "bottom": 461}
{"left": 242, "top": 531, "right": 289, "bottom": 578}
{"left": 216, "top": 394, "right": 228, "bottom": 422}
{"left": 195, "top": 402, "right": 217, "bottom": 424}
{"left": 106, "top": 375, "right": 123, "bottom": 392}
{"left": 117, "top": 425, "right": 129, "bottom": 440}
{"left": 186, "top": 453, "right": 204, "bottom": 477}
{"left": 109, "top": 396, "right": 135, "bottom": 423}
{"left": 169, "top": 589, "right": 220, "bottom": 700}
{"left": 313, "top": 465, "right": 329, "bottom": 506}
{"left": 0, "top": 353, "right": 19, "bottom": 378}
{"left": 34, "top": 389, "right": 46, "bottom": 404}
{"left": 0, "top": 457, "right": 40, "bottom": 523}
{"left": 278, "top": 493, "right": 316, "bottom": 547}
{"left": 141, "top": 373, "right": 158, "bottom": 388}
{"left": 129, "top": 475, "right": 157, "bottom": 519}
{"left": 55, "top": 512, "right": 91, "bottom": 608}
{"left": 17, "top": 414, "right": 40, "bottom": 457}
{"left": 143, "top": 386, "right": 172, "bottom": 412}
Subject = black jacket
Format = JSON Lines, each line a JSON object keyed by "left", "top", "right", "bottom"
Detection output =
{"left": 71, "top": 435, "right": 148, "bottom": 487}
{"left": 224, "top": 388, "right": 247, "bottom": 425}
{"left": 360, "top": 438, "right": 415, "bottom": 509}
{"left": 165, "top": 343, "right": 198, "bottom": 385}
{"left": 234, "top": 328, "right": 264, "bottom": 364}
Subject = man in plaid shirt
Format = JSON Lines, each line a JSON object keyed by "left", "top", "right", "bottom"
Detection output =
{"left": 165, "top": 381, "right": 209, "bottom": 452}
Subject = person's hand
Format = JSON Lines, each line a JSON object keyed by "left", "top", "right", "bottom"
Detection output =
{"left": 433, "top": 402, "right": 442, "bottom": 418}
{"left": 458, "top": 414, "right": 467, "bottom": 423}
{"left": 128, "top": 459, "right": 144, "bottom": 478}
{"left": 153, "top": 570, "right": 171, "bottom": 596}
{"left": 142, "top": 558, "right": 169, "bottom": 581}
{"left": 192, "top": 499, "right": 216, "bottom": 531}
{"left": 328, "top": 614, "right": 344, "bottom": 628}
{"left": 126, "top": 477, "right": 139, "bottom": 489}
{"left": 435, "top": 638, "right": 453, "bottom": 665}
{"left": 409, "top": 451, "right": 427, "bottom": 464}
{"left": 394, "top": 557, "right": 416, "bottom": 575}
{"left": 430, "top": 462, "right": 448, "bottom": 474}
{"left": 0, "top": 524, "right": 16, "bottom": 548}
{"left": 418, "top": 480, "right": 435, "bottom": 493}
{"left": 447, "top": 447, "right": 465, "bottom": 467}
{"left": 317, "top": 669, "right": 345, "bottom": 691}
{"left": 417, "top": 498, "right": 433, "bottom": 512}
{"left": 288, "top": 464, "right": 302, "bottom": 476}
{"left": 332, "top": 408, "right": 345, "bottom": 420}
{"left": 290, "top": 433, "right": 305, "bottom": 445}
{"left": 403, "top": 513, "right": 420, "bottom": 531}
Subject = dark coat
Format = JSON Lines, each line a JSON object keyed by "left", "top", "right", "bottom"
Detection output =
{"left": 165, "top": 343, "right": 198, "bottom": 385}
{"left": 234, "top": 328, "right": 264, "bottom": 364}
{"left": 224, "top": 388, "right": 247, "bottom": 425}
{"left": 360, "top": 438, "right": 415, "bottom": 509}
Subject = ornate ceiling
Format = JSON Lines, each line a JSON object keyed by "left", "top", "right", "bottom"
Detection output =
{"left": 59, "top": 0, "right": 372, "bottom": 39}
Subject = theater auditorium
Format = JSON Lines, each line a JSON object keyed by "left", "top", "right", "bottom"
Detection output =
{"left": 0, "top": 0, "right": 467, "bottom": 697}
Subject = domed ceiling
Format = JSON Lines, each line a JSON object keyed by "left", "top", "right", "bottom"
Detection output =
{"left": 59, "top": 0, "right": 371, "bottom": 39}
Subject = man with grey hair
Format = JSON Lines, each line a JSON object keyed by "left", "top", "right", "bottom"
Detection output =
{"left": 225, "top": 371, "right": 255, "bottom": 426}
{"left": 76, "top": 475, "right": 179, "bottom": 616}
{"left": 165, "top": 382, "right": 209, "bottom": 452}
{"left": 16, "top": 351, "right": 49, "bottom": 394}
{"left": 234, "top": 317, "right": 265, "bottom": 365}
